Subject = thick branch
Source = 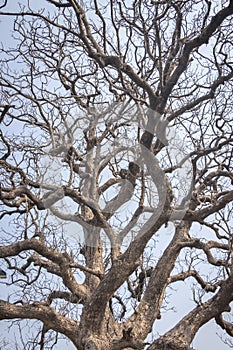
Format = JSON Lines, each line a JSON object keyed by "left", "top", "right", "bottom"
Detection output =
{"left": 125, "top": 221, "right": 191, "bottom": 339}
{"left": 161, "top": 2, "right": 233, "bottom": 105}
{"left": 215, "top": 313, "right": 233, "bottom": 337}
{"left": 148, "top": 272, "right": 233, "bottom": 350}
{"left": 184, "top": 191, "right": 233, "bottom": 221}
{"left": 0, "top": 300, "right": 79, "bottom": 346}
{"left": 80, "top": 212, "right": 169, "bottom": 335}
{"left": 0, "top": 239, "right": 89, "bottom": 300}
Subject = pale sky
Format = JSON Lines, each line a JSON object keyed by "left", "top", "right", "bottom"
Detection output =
{"left": 0, "top": 1, "right": 232, "bottom": 349}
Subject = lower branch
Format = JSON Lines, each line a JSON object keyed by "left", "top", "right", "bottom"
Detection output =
{"left": 148, "top": 272, "right": 233, "bottom": 350}
{"left": 0, "top": 300, "right": 79, "bottom": 347}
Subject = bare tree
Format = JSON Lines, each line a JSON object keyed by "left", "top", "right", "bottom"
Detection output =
{"left": 0, "top": 1, "right": 233, "bottom": 349}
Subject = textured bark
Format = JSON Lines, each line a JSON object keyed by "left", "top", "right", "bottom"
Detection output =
{"left": 0, "top": 1, "right": 233, "bottom": 349}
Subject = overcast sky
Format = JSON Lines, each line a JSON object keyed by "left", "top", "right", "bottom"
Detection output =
{"left": 0, "top": 1, "right": 232, "bottom": 349}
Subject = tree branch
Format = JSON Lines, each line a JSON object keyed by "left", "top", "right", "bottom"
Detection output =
{"left": 0, "top": 300, "right": 79, "bottom": 347}
{"left": 148, "top": 272, "right": 233, "bottom": 349}
{"left": 0, "top": 239, "right": 89, "bottom": 300}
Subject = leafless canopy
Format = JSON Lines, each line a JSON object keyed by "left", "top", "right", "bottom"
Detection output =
{"left": 0, "top": 1, "right": 233, "bottom": 349}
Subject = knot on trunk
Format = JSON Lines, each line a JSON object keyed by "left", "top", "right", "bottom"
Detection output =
{"left": 85, "top": 340, "right": 97, "bottom": 350}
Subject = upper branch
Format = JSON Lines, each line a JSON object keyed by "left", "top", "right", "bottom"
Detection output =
{"left": 161, "top": 1, "right": 233, "bottom": 106}
{"left": 0, "top": 239, "right": 89, "bottom": 300}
